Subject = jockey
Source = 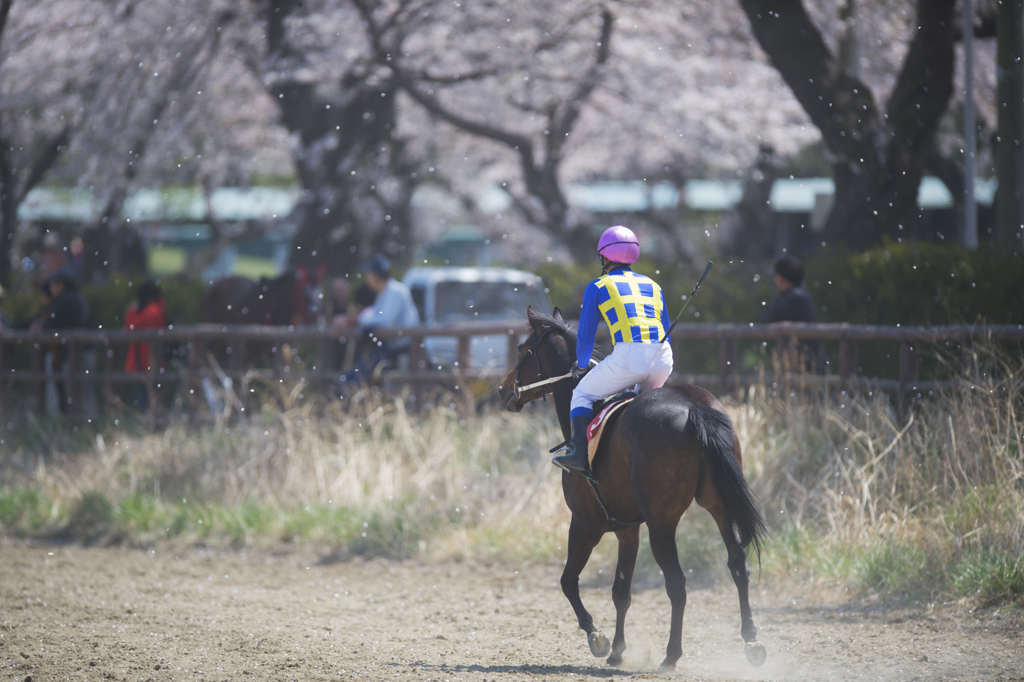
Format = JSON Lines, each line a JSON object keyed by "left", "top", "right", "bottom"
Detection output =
{"left": 552, "top": 225, "right": 673, "bottom": 475}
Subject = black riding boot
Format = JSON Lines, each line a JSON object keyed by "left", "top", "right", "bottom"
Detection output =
{"left": 552, "top": 416, "right": 593, "bottom": 475}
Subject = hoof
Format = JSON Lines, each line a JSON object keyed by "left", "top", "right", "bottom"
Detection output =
{"left": 658, "top": 659, "right": 677, "bottom": 673}
{"left": 745, "top": 641, "right": 767, "bottom": 667}
{"left": 588, "top": 631, "right": 611, "bottom": 657}
{"left": 606, "top": 652, "right": 622, "bottom": 667}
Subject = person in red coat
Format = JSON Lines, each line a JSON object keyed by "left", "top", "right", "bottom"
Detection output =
{"left": 124, "top": 281, "right": 168, "bottom": 411}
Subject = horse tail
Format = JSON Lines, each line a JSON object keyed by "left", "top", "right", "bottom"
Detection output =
{"left": 687, "top": 405, "right": 767, "bottom": 560}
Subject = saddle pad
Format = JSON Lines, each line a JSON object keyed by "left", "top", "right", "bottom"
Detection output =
{"left": 586, "top": 396, "right": 635, "bottom": 465}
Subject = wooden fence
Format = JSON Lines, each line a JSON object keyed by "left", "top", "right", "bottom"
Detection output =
{"left": 1, "top": 322, "right": 1022, "bottom": 423}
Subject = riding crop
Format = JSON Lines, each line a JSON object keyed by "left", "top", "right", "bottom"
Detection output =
{"left": 658, "top": 260, "right": 713, "bottom": 343}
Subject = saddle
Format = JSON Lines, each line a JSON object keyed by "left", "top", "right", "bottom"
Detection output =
{"left": 585, "top": 390, "right": 636, "bottom": 465}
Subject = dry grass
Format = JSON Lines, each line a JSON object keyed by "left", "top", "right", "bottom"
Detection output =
{"left": 0, "top": 386, "right": 573, "bottom": 559}
{"left": 1, "top": 346, "right": 1022, "bottom": 605}
{"left": 731, "top": 345, "right": 1024, "bottom": 603}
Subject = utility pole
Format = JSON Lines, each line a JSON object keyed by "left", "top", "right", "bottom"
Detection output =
{"left": 963, "top": 0, "right": 977, "bottom": 248}
{"left": 996, "top": 0, "right": 1024, "bottom": 250}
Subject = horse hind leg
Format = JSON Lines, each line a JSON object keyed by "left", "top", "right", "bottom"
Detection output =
{"left": 560, "top": 516, "right": 610, "bottom": 658}
{"left": 607, "top": 526, "right": 639, "bottom": 667}
{"left": 709, "top": 507, "right": 766, "bottom": 666}
{"left": 647, "top": 523, "right": 687, "bottom": 672}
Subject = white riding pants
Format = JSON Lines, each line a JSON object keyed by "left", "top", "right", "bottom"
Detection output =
{"left": 571, "top": 341, "right": 674, "bottom": 416}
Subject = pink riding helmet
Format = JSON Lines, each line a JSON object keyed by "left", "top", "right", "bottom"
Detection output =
{"left": 597, "top": 225, "right": 640, "bottom": 264}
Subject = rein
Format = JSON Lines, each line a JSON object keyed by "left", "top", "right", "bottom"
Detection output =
{"left": 513, "top": 322, "right": 637, "bottom": 527}
{"left": 512, "top": 327, "right": 594, "bottom": 399}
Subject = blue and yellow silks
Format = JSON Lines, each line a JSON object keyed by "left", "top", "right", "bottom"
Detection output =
{"left": 575, "top": 266, "right": 671, "bottom": 368}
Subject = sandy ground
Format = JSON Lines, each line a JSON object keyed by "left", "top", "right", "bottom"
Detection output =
{"left": 1, "top": 541, "right": 1022, "bottom": 682}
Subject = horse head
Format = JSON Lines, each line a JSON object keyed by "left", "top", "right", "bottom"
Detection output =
{"left": 498, "top": 306, "right": 575, "bottom": 412}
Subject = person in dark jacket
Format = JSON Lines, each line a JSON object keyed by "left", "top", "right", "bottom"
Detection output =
{"left": 35, "top": 270, "right": 90, "bottom": 334}
{"left": 760, "top": 256, "right": 827, "bottom": 372}
{"left": 33, "top": 270, "right": 96, "bottom": 414}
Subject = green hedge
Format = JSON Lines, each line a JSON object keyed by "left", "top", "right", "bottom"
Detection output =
{"left": 1, "top": 274, "right": 206, "bottom": 330}
{"left": 535, "top": 242, "right": 1024, "bottom": 377}
{"left": 536, "top": 242, "right": 1024, "bottom": 327}
{"left": 83, "top": 274, "right": 206, "bottom": 329}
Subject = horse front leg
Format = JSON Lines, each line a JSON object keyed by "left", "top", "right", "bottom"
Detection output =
{"left": 607, "top": 526, "right": 639, "bottom": 667}
{"left": 560, "top": 515, "right": 610, "bottom": 658}
{"left": 648, "top": 523, "right": 687, "bottom": 672}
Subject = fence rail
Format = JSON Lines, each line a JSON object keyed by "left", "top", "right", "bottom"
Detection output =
{"left": 2, "top": 322, "right": 1022, "bottom": 422}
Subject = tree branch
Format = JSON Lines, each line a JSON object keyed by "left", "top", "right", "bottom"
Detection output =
{"left": 546, "top": 8, "right": 612, "bottom": 161}
{"left": 17, "top": 124, "right": 73, "bottom": 204}
{"left": 352, "top": 0, "right": 536, "bottom": 164}
{"left": 882, "top": 0, "right": 956, "bottom": 170}
{"left": 355, "top": 0, "right": 611, "bottom": 252}
{"left": 0, "top": 0, "right": 13, "bottom": 46}
{"left": 266, "top": 0, "right": 299, "bottom": 56}
{"left": 738, "top": 0, "right": 881, "bottom": 171}
{"left": 416, "top": 67, "right": 498, "bottom": 84}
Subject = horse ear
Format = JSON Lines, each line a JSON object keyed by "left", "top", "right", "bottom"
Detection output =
{"left": 552, "top": 307, "right": 564, "bottom": 321}
{"left": 526, "top": 305, "right": 543, "bottom": 331}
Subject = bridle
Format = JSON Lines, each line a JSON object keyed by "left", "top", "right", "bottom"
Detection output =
{"left": 511, "top": 326, "right": 593, "bottom": 400}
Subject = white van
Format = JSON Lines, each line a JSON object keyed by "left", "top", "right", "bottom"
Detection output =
{"left": 402, "top": 266, "right": 552, "bottom": 372}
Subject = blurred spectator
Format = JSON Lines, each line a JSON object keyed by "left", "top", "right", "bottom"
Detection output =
{"left": 328, "top": 278, "right": 350, "bottom": 319}
{"left": 339, "top": 255, "right": 419, "bottom": 386}
{"left": 34, "top": 270, "right": 96, "bottom": 415}
{"left": 68, "top": 236, "right": 85, "bottom": 276}
{"left": 362, "top": 254, "right": 419, "bottom": 335}
{"left": 35, "top": 270, "right": 90, "bottom": 332}
{"left": 339, "top": 283, "right": 379, "bottom": 370}
{"left": 351, "top": 283, "right": 378, "bottom": 325}
{"left": 760, "top": 255, "right": 826, "bottom": 372}
{"left": 36, "top": 232, "right": 65, "bottom": 286}
{"left": 328, "top": 277, "right": 351, "bottom": 370}
{"left": 121, "top": 230, "right": 148, "bottom": 274}
{"left": 124, "top": 280, "right": 168, "bottom": 411}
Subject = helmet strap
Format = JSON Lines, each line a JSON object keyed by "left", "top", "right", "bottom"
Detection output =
{"left": 600, "top": 256, "right": 626, "bottom": 275}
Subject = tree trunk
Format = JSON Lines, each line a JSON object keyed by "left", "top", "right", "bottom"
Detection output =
{"left": 995, "top": 0, "right": 1024, "bottom": 249}
{"left": 722, "top": 144, "right": 780, "bottom": 258}
{"left": 739, "top": 0, "right": 956, "bottom": 249}
{"left": 263, "top": 1, "right": 417, "bottom": 276}
{"left": 0, "top": 138, "right": 15, "bottom": 288}
{"left": 269, "top": 73, "right": 417, "bottom": 276}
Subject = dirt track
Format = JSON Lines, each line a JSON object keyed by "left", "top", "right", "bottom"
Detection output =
{"left": 1, "top": 541, "right": 1021, "bottom": 682}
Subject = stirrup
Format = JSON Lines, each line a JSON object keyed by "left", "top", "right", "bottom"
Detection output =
{"left": 549, "top": 440, "right": 570, "bottom": 454}
{"left": 552, "top": 460, "right": 595, "bottom": 482}
{"left": 551, "top": 450, "right": 595, "bottom": 481}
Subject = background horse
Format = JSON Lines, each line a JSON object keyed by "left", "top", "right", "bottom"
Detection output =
{"left": 199, "top": 264, "right": 325, "bottom": 327}
{"left": 497, "top": 306, "right": 767, "bottom": 671}
{"left": 199, "top": 265, "right": 325, "bottom": 367}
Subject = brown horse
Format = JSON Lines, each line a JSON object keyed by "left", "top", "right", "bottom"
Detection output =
{"left": 199, "top": 267, "right": 325, "bottom": 366}
{"left": 199, "top": 267, "right": 324, "bottom": 327}
{"left": 497, "top": 307, "right": 768, "bottom": 671}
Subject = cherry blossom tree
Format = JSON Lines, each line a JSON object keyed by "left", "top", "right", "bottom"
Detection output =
{"left": 737, "top": 0, "right": 999, "bottom": 248}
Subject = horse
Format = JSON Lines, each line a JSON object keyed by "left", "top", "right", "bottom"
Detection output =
{"left": 497, "top": 306, "right": 768, "bottom": 671}
{"left": 199, "top": 264, "right": 326, "bottom": 327}
{"left": 199, "top": 265, "right": 326, "bottom": 367}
